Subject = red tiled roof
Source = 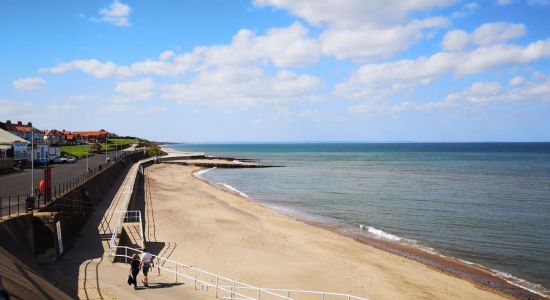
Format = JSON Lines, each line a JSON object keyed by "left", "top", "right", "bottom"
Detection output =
{"left": 74, "top": 130, "right": 109, "bottom": 137}
{"left": 3, "top": 123, "right": 41, "bottom": 133}
{"left": 66, "top": 135, "right": 74, "bottom": 140}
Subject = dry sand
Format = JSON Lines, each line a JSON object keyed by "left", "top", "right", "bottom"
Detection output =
{"left": 143, "top": 163, "right": 508, "bottom": 300}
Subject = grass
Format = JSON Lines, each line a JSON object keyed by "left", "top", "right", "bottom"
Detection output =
{"left": 60, "top": 145, "right": 93, "bottom": 159}
{"left": 61, "top": 138, "right": 138, "bottom": 158}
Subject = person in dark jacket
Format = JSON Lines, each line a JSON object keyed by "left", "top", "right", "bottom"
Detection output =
{"left": 129, "top": 254, "right": 141, "bottom": 289}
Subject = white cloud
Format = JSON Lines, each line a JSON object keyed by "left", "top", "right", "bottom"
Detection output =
{"left": 509, "top": 76, "right": 525, "bottom": 86}
{"left": 442, "top": 30, "right": 469, "bottom": 51}
{"left": 12, "top": 77, "right": 46, "bottom": 91}
{"left": 159, "top": 50, "right": 174, "bottom": 61}
{"left": 441, "top": 22, "right": 526, "bottom": 52}
{"left": 255, "top": 0, "right": 453, "bottom": 28}
{"left": 337, "top": 39, "right": 550, "bottom": 101}
{"left": 321, "top": 17, "right": 448, "bottom": 61}
{"left": 99, "top": 1, "right": 131, "bottom": 26}
{"left": 255, "top": 0, "right": 452, "bottom": 61}
{"left": 349, "top": 74, "right": 550, "bottom": 113}
{"left": 40, "top": 23, "right": 319, "bottom": 78}
{"left": 96, "top": 104, "right": 166, "bottom": 114}
{"left": 0, "top": 99, "right": 34, "bottom": 119}
{"left": 472, "top": 22, "right": 526, "bottom": 45}
{"left": 114, "top": 78, "right": 155, "bottom": 100}
{"left": 161, "top": 67, "right": 323, "bottom": 107}
{"left": 451, "top": 2, "right": 480, "bottom": 18}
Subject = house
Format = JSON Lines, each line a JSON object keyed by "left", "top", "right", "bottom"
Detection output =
{"left": 0, "top": 120, "right": 44, "bottom": 145}
{"left": 44, "top": 129, "right": 66, "bottom": 145}
{"left": 0, "top": 120, "right": 53, "bottom": 161}
{"left": 62, "top": 130, "right": 77, "bottom": 145}
{"left": 0, "top": 128, "right": 29, "bottom": 171}
{"left": 74, "top": 129, "right": 110, "bottom": 143}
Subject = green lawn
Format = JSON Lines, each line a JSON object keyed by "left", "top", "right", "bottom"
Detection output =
{"left": 60, "top": 145, "right": 93, "bottom": 159}
{"left": 61, "top": 138, "right": 138, "bottom": 158}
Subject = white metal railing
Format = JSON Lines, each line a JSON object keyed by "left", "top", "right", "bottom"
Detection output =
{"left": 106, "top": 157, "right": 368, "bottom": 300}
{"left": 109, "top": 241, "right": 368, "bottom": 300}
{"left": 108, "top": 210, "right": 144, "bottom": 257}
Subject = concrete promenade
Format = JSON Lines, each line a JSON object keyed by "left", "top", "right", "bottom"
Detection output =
{"left": 40, "top": 155, "right": 210, "bottom": 299}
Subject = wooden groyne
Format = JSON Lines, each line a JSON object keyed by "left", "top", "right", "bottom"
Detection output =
{"left": 158, "top": 155, "right": 282, "bottom": 168}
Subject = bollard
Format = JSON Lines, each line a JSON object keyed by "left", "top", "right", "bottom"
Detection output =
{"left": 175, "top": 265, "right": 178, "bottom": 283}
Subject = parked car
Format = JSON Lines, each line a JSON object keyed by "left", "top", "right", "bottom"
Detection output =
{"left": 66, "top": 156, "right": 77, "bottom": 164}
{"left": 53, "top": 156, "right": 68, "bottom": 164}
{"left": 34, "top": 158, "right": 49, "bottom": 166}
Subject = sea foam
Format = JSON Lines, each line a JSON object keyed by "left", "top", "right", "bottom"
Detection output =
{"left": 194, "top": 167, "right": 216, "bottom": 177}
{"left": 222, "top": 183, "right": 250, "bottom": 198}
{"left": 364, "top": 225, "right": 402, "bottom": 241}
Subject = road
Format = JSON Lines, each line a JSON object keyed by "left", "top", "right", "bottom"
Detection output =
{"left": 0, "top": 150, "right": 129, "bottom": 197}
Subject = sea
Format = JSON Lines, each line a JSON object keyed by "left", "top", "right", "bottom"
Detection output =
{"left": 170, "top": 143, "right": 550, "bottom": 294}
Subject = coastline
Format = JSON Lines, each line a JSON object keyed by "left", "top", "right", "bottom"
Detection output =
{"left": 190, "top": 164, "right": 548, "bottom": 300}
{"left": 159, "top": 146, "right": 547, "bottom": 299}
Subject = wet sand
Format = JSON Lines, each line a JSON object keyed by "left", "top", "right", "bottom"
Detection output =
{"left": 143, "top": 162, "right": 516, "bottom": 300}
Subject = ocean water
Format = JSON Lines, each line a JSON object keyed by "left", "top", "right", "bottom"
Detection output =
{"left": 171, "top": 143, "right": 550, "bottom": 293}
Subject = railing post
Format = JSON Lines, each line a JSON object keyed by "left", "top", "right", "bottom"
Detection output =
{"left": 125, "top": 247, "right": 127, "bottom": 263}
{"left": 175, "top": 264, "right": 178, "bottom": 283}
{"left": 216, "top": 276, "right": 219, "bottom": 298}
{"left": 194, "top": 270, "right": 198, "bottom": 289}
{"left": 322, "top": 292, "right": 325, "bottom": 300}
{"left": 17, "top": 195, "right": 20, "bottom": 215}
{"left": 257, "top": 288, "right": 261, "bottom": 300}
{"left": 231, "top": 281, "right": 236, "bottom": 300}
{"left": 8, "top": 196, "right": 11, "bottom": 217}
{"left": 0, "top": 196, "right": 3, "bottom": 219}
{"left": 347, "top": 295, "right": 351, "bottom": 300}
{"left": 288, "top": 290, "right": 291, "bottom": 299}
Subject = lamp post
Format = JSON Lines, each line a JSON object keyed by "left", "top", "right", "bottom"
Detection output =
{"left": 31, "top": 131, "right": 34, "bottom": 196}
{"left": 105, "top": 137, "right": 108, "bottom": 163}
{"left": 86, "top": 143, "right": 89, "bottom": 172}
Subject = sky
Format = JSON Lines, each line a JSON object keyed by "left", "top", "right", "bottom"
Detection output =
{"left": 1, "top": 0, "right": 550, "bottom": 142}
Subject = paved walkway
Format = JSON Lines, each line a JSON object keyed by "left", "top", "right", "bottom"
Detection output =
{"left": 40, "top": 157, "right": 210, "bottom": 300}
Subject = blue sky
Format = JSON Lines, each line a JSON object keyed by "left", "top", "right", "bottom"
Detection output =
{"left": 1, "top": 0, "right": 550, "bottom": 142}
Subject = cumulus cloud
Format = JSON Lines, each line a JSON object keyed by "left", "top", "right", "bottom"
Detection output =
{"left": 442, "top": 22, "right": 526, "bottom": 52}
{"left": 472, "top": 22, "right": 526, "bottom": 45}
{"left": 349, "top": 74, "right": 550, "bottom": 113}
{"left": 99, "top": 1, "right": 131, "bottom": 26}
{"left": 114, "top": 78, "right": 155, "bottom": 100}
{"left": 12, "top": 77, "right": 46, "bottom": 91}
{"left": 161, "top": 67, "right": 323, "bottom": 107}
{"left": 336, "top": 39, "right": 550, "bottom": 101}
{"left": 321, "top": 17, "right": 448, "bottom": 61}
{"left": 40, "top": 23, "right": 319, "bottom": 78}
{"left": 255, "top": 0, "right": 452, "bottom": 61}
{"left": 442, "top": 30, "right": 470, "bottom": 51}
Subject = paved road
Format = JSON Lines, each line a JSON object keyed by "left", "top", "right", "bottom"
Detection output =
{"left": 0, "top": 150, "right": 128, "bottom": 197}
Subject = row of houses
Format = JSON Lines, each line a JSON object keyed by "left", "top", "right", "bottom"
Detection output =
{"left": 0, "top": 120, "right": 117, "bottom": 172}
{"left": 0, "top": 121, "right": 113, "bottom": 146}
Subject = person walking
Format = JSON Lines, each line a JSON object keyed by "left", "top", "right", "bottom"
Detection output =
{"left": 129, "top": 254, "right": 141, "bottom": 289}
{"left": 140, "top": 248, "right": 154, "bottom": 287}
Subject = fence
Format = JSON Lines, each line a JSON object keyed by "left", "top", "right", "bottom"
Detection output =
{"left": 108, "top": 208, "right": 368, "bottom": 300}
{"left": 0, "top": 150, "right": 138, "bottom": 220}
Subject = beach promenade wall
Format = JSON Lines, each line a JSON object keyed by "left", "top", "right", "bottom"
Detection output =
{"left": 34, "top": 152, "right": 145, "bottom": 262}
{"left": 0, "top": 152, "right": 145, "bottom": 299}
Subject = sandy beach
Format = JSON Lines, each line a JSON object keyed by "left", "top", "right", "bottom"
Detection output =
{"left": 142, "top": 160, "right": 509, "bottom": 300}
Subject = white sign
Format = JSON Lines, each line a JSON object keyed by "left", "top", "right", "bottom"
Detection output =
{"left": 13, "top": 142, "right": 28, "bottom": 160}
{"left": 56, "top": 221, "right": 64, "bottom": 255}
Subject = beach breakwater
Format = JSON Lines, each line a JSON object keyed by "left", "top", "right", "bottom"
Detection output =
{"left": 0, "top": 151, "right": 145, "bottom": 298}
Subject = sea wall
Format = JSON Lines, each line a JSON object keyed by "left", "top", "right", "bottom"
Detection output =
{"left": 0, "top": 152, "right": 146, "bottom": 298}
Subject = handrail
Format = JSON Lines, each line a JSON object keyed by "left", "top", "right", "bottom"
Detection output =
{"left": 106, "top": 157, "right": 368, "bottom": 300}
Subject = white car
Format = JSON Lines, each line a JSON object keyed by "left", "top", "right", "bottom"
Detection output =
{"left": 53, "top": 157, "right": 68, "bottom": 164}
{"left": 66, "top": 156, "right": 77, "bottom": 164}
